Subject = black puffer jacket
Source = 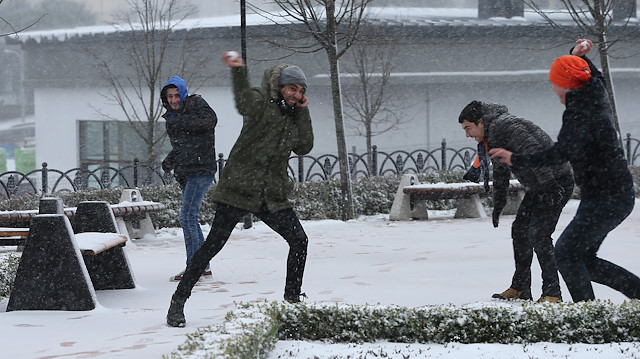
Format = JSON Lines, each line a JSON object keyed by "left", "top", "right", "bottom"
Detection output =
{"left": 161, "top": 76, "right": 217, "bottom": 186}
{"left": 511, "top": 56, "right": 633, "bottom": 199}
{"left": 482, "top": 102, "right": 574, "bottom": 203}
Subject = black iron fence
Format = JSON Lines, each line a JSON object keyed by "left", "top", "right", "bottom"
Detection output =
{"left": 1, "top": 134, "right": 639, "bottom": 200}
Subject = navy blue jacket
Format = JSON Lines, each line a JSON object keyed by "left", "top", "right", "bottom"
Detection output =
{"left": 511, "top": 56, "right": 633, "bottom": 198}
{"left": 161, "top": 76, "right": 217, "bottom": 185}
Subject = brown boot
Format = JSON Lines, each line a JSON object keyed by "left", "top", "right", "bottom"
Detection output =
{"left": 492, "top": 287, "right": 532, "bottom": 301}
{"left": 536, "top": 295, "right": 562, "bottom": 303}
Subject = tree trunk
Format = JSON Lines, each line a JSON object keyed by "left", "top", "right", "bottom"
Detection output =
{"left": 328, "top": 50, "right": 354, "bottom": 220}
{"left": 366, "top": 123, "right": 373, "bottom": 175}
{"left": 596, "top": 33, "right": 624, "bottom": 147}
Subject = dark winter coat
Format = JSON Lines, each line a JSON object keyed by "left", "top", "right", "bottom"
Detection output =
{"left": 212, "top": 64, "right": 314, "bottom": 212}
{"left": 511, "top": 56, "right": 633, "bottom": 199}
{"left": 482, "top": 102, "right": 574, "bottom": 206}
{"left": 161, "top": 76, "right": 217, "bottom": 186}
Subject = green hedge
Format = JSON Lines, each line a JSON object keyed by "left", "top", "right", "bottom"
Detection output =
{"left": 165, "top": 300, "right": 640, "bottom": 359}
{"left": 0, "top": 172, "right": 470, "bottom": 228}
{"left": 0, "top": 253, "right": 19, "bottom": 298}
{"left": 0, "top": 169, "right": 622, "bottom": 228}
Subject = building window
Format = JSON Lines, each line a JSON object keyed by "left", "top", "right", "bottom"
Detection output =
{"left": 78, "top": 119, "right": 169, "bottom": 173}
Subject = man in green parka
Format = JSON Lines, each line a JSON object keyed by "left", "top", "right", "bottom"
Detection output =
{"left": 167, "top": 51, "right": 314, "bottom": 327}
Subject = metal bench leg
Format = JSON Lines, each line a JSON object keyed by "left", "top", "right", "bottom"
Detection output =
{"left": 455, "top": 194, "right": 487, "bottom": 219}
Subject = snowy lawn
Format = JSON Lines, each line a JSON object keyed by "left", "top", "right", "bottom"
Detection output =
{"left": 2, "top": 199, "right": 640, "bottom": 358}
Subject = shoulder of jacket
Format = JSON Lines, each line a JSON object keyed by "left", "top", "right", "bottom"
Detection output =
{"left": 185, "top": 94, "right": 203, "bottom": 101}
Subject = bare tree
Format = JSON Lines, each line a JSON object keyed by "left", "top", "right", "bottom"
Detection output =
{"left": 342, "top": 27, "right": 410, "bottom": 173}
{"left": 523, "top": 0, "right": 638, "bottom": 144}
{"left": 0, "top": 0, "right": 45, "bottom": 37}
{"left": 251, "top": 0, "right": 374, "bottom": 220}
{"left": 90, "top": 0, "right": 212, "bottom": 166}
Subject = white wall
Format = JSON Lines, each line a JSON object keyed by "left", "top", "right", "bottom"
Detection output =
{"left": 33, "top": 86, "right": 245, "bottom": 171}
{"left": 33, "top": 71, "right": 640, "bottom": 172}
{"left": 34, "top": 87, "right": 86, "bottom": 170}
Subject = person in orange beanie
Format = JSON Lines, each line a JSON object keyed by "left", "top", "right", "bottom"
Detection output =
{"left": 489, "top": 39, "right": 640, "bottom": 302}
{"left": 548, "top": 54, "right": 591, "bottom": 91}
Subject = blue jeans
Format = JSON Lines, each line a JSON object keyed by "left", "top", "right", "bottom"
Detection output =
{"left": 179, "top": 173, "right": 214, "bottom": 268}
{"left": 554, "top": 188, "right": 640, "bottom": 301}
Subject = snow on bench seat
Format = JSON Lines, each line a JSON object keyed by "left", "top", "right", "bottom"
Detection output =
{"left": 74, "top": 232, "right": 128, "bottom": 255}
{"left": 390, "top": 175, "right": 524, "bottom": 220}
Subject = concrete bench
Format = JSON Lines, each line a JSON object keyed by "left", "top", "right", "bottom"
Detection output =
{"left": 0, "top": 227, "right": 29, "bottom": 246}
{"left": 6, "top": 199, "right": 136, "bottom": 311}
{"left": 0, "top": 189, "right": 164, "bottom": 241}
{"left": 390, "top": 174, "right": 525, "bottom": 220}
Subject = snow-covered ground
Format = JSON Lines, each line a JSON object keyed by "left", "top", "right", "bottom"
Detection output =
{"left": 1, "top": 199, "right": 640, "bottom": 358}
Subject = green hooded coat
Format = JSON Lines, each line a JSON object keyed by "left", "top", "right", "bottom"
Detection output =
{"left": 212, "top": 64, "right": 314, "bottom": 212}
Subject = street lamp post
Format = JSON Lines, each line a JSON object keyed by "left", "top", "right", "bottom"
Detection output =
{"left": 3, "top": 49, "right": 25, "bottom": 123}
{"left": 240, "top": 0, "right": 247, "bottom": 62}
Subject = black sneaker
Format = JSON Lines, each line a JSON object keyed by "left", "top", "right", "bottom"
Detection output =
{"left": 167, "top": 296, "right": 186, "bottom": 327}
{"left": 284, "top": 292, "right": 307, "bottom": 303}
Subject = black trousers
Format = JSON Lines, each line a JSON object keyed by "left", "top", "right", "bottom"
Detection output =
{"left": 173, "top": 203, "right": 308, "bottom": 300}
{"left": 509, "top": 184, "right": 573, "bottom": 298}
{"left": 555, "top": 188, "right": 640, "bottom": 301}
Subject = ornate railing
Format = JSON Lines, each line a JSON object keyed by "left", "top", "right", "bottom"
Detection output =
{"left": 1, "top": 135, "right": 638, "bottom": 200}
{"left": 284, "top": 140, "right": 476, "bottom": 182}
{"left": 626, "top": 133, "right": 640, "bottom": 167}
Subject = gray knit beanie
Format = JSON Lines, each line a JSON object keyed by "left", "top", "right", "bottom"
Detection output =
{"left": 279, "top": 66, "right": 307, "bottom": 89}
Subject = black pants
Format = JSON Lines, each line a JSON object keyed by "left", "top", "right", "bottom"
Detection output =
{"left": 555, "top": 188, "right": 640, "bottom": 301}
{"left": 173, "top": 203, "right": 308, "bottom": 300}
{"left": 510, "top": 184, "right": 573, "bottom": 298}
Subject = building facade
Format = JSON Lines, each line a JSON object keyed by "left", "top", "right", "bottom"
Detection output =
{"left": 5, "top": 4, "right": 640, "bottom": 172}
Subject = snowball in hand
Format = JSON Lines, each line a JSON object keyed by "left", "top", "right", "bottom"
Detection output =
{"left": 225, "top": 51, "right": 241, "bottom": 61}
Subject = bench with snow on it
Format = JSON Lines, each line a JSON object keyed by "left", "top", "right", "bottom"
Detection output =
{"left": 0, "top": 198, "right": 77, "bottom": 246}
{"left": 0, "top": 227, "right": 30, "bottom": 246}
{"left": 6, "top": 199, "right": 136, "bottom": 312}
{"left": 389, "top": 174, "right": 524, "bottom": 220}
{"left": 112, "top": 189, "right": 165, "bottom": 239}
{"left": 0, "top": 189, "right": 165, "bottom": 241}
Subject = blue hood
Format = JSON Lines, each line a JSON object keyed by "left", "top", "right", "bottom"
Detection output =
{"left": 162, "top": 76, "right": 188, "bottom": 110}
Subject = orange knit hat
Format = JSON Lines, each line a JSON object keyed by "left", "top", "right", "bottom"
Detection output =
{"left": 549, "top": 55, "right": 591, "bottom": 89}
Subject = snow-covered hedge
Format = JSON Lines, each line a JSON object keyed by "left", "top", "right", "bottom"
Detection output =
{"left": 0, "top": 253, "right": 20, "bottom": 298}
{"left": 165, "top": 300, "right": 640, "bottom": 359}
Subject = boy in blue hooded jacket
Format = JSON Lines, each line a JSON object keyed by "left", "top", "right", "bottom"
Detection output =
{"left": 161, "top": 76, "right": 218, "bottom": 281}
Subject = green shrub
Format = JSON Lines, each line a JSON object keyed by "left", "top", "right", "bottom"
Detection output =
{"left": 0, "top": 174, "right": 469, "bottom": 227}
{"left": 0, "top": 170, "right": 602, "bottom": 227}
{"left": 166, "top": 300, "right": 640, "bottom": 358}
{"left": 0, "top": 253, "right": 20, "bottom": 298}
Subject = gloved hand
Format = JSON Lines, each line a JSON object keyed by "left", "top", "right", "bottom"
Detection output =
{"left": 537, "top": 184, "right": 565, "bottom": 207}
{"left": 491, "top": 192, "right": 507, "bottom": 228}
{"left": 162, "top": 160, "right": 173, "bottom": 172}
{"left": 492, "top": 208, "right": 502, "bottom": 228}
{"left": 463, "top": 166, "right": 481, "bottom": 183}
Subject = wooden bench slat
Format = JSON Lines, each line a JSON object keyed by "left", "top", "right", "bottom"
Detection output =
{"left": 74, "top": 232, "right": 128, "bottom": 255}
{"left": 0, "top": 228, "right": 29, "bottom": 237}
{"left": 0, "top": 202, "right": 165, "bottom": 225}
